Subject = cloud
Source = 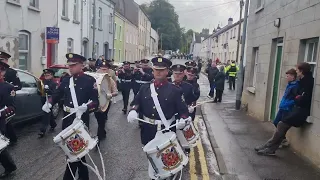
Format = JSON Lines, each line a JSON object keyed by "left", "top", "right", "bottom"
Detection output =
{"left": 134, "top": 0, "right": 240, "bottom": 32}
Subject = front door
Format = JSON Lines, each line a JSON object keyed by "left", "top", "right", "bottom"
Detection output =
{"left": 270, "top": 44, "right": 283, "bottom": 120}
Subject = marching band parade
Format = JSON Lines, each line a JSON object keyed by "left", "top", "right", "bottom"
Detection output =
{"left": 0, "top": 49, "right": 206, "bottom": 180}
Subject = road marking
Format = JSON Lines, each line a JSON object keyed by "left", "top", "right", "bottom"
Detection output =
{"left": 195, "top": 116, "right": 210, "bottom": 180}
{"left": 189, "top": 146, "right": 198, "bottom": 180}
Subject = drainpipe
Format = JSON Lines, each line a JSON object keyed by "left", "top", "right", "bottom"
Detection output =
{"left": 80, "top": 0, "right": 84, "bottom": 55}
{"left": 92, "top": 0, "right": 96, "bottom": 58}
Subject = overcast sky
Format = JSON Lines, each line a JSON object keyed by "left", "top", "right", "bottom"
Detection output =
{"left": 134, "top": 0, "right": 241, "bottom": 32}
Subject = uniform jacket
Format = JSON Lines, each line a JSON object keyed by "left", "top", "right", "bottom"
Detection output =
{"left": 42, "top": 79, "right": 58, "bottom": 96}
{"left": 278, "top": 80, "right": 299, "bottom": 111}
{"left": 185, "top": 79, "right": 200, "bottom": 103}
{"left": 118, "top": 68, "right": 133, "bottom": 90}
{"left": 0, "top": 81, "right": 16, "bottom": 133}
{"left": 225, "top": 63, "right": 239, "bottom": 77}
{"left": 51, "top": 73, "right": 99, "bottom": 113}
{"left": 5, "top": 68, "right": 22, "bottom": 91}
{"left": 173, "top": 81, "right": 197, "bottom": 106}
{"left": 132, "top": 68, "right": 153, "bottom": 94}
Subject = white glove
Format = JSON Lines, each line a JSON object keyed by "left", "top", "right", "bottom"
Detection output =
{"left": 176, "top": 119, "right": 187, "bottom": 129}
{"left": 107, "top": 93, "right": 113, "bottom": 99}
{"left": 76, "top": 103, "right": 88, "bottom": 118}
{"left": 188, "top": 106, "right": 195, "bottom": 113}
{"left": 42, "top": 102, "right": 52, "bottom": 113}
{"left": 127, "top": 110, "right": 138, "bottom": 123}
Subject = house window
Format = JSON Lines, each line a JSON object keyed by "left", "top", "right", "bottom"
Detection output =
{"left": 67, "top": 38, "right": 74, "bottom": 53}
{"left": 18, "top": 31, "right": 30, "bottom": 70}
{"left": 119, "top": 49, "right": 121, "bottom": 60}
{"left": 98, "top": 8, "right": 102, "bottom": 29}
{"left": 109, "top": 14, "right": 113, "bottom": 33}
{"left": 113, "top": 48, "right": 116, "bottom": 59}
{"left": 29, "top": 0, "right": 39, "bottom": 8}
{"left": 73, "top": 0, "right": 79, "bottom": 21}
{"left": 62, "top": 0, "right": 68, "bottom": 17}
{"left": 230, "top": 29, "right": 233, "bottom": 39}
{"left": 226, "top": 32, "right": 229, "bottom": 42}
{"left": 10, "top": 0, "right": 20, "bottom": 3}
{"left": 95, "top": 42, "right": 99, "bottom": 58}
{"left": 119, "top": 25, "right": 122, "bottom": 41}
{"left": 91, "top": 3, "right": 94, "bottom": 26}
{"left": 252, "top": 47, "right": 259, "bottom": 87}
{"left": 234, "top": 27, "right": 236, "bottom": 38}
{"left": 114, "top": 23, "right": 117, "bottom": 39}
{"left": 256, "top": 0, "right": 264, "bottom": 12}
{"left": 257, "top": 0, "right": 262, "bottom": 8}
{"left": 304, "top": 38, "right": 318, "bottom": 76}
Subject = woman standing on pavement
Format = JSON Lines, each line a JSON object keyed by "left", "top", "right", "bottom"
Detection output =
{"left": 255, "top": 62, "right": 314, "bottom": 156}
{"left": 213, "top": 66, "right": 226, "bottom": 103}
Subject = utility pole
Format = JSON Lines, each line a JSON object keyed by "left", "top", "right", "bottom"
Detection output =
{"left": 236, "top": 0, "right": 249, "bottom": 110}
{"left": 80, "top": 0, "right": 84, "bottom": 55}
{"left": 161, "top": 33, "right": 163, "bottom": 51}
{"left": 92, "top": 0, "right": 96, "bottom": 58}
{"left": 235, "top": 0, "right": 244, "bottom": 64}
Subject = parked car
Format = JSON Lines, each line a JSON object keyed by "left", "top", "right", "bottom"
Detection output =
{"left": 39, "top": 64, "right": 69, "bottom": 85}
{"left": 11, "top": 69, "right": 60, "bottom": 124}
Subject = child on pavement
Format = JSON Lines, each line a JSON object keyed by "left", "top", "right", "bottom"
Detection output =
{"left": 272, "top": 68, "right": 299, "bottom": 147}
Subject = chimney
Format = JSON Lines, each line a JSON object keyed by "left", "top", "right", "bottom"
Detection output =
{"left": 228, "top": 18, "right": 233, "bottom": 26}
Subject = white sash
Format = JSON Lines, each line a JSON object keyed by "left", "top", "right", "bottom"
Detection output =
{"left": 150, "top": 83, "right": 170, "bottom": 130}
{"left": 69, "top": 77, "right": 79, "bottom": 108}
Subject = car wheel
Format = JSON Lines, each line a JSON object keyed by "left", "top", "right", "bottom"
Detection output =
{"left": 52, "top": 103, "right": 60, "bottom": 119}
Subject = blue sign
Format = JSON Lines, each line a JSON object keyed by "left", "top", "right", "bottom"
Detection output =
{"left": 46, "top": 27, "right": 59, "bottom": 44}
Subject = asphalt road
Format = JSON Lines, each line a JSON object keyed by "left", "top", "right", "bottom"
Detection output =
{"left": 1, "top": 59, "right": 220, "bottom": 180}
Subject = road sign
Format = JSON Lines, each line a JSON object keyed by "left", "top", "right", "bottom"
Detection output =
{"left": 46, "top": 27, "right": 59, "bottom": 44}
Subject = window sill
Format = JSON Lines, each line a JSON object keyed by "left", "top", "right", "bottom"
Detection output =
{"left": 98, "top": 28, "right": 103, "bottom": 31}
{"left": 73, "top": 20, "right": 80, "bottom": 25}
{"left": 28, "top": 6, "right": 40, "bottom": 12}
{"left": 246, "top": 86, "right": 256, "bottom": 94}
{"left": 255, "top": 6, "right": 264, "bottom": 14}
{"left": 61, "top": 16, "right": 70, "bottom": 21}
{"left": 6, "top": 0, "right": 21, "bottom": 7}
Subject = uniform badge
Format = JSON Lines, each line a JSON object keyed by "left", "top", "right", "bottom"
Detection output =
{"left": 158, "top": 58, "right": 162, "bottom": 62}
{"left": 181, "top": 95, "right": 185, "bottom": 102}
{"left": 93, "top": 82, "right": 98, "bottom": 89}
{"left": 68, "top": 54, "right": 73, "bottom": 58}
{"left": 66, "top": 131, "right": 88, "bottom": 155}
{"left": 10, "top": 90, "right": 15, "bottom": 97}
{"left": 157, "top": 143, "right": 182, "bottom": 170}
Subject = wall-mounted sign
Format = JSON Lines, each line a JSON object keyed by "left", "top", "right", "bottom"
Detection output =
{"left": 46, "top": 27, "right": 59, "bottom": 44}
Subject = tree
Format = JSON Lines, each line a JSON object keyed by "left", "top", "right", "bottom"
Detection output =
{"left": 141, "top": 0, "right": 182, "bottom": 51}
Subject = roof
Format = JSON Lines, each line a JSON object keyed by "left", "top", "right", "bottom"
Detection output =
{"left": 203, "top": 19, "right": 244, "bottom": 42}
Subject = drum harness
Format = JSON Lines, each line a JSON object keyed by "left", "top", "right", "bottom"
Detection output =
{"left": 58, "top": 77, "right": 107, "bottom": 180}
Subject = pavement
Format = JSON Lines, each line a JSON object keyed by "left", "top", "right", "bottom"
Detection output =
{"left": 199, "top": 70, "right": 320, "bottom": 180}
{"left": 0, "top": 58, "right": 219, "bottom": 180}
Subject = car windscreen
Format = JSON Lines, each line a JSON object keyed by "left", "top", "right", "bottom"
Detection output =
{"left": 50, "top": 68, "right": 69, "bottom": 78}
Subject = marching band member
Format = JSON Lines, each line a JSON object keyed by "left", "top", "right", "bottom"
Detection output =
{"left": 127, "top": 57, "right": 190, "bottom": 146}
{"left": 42, "top": 53, "right": 99, "bottom": 180}
{"left": 185, "top": 61, "right": 199, "bottom": 81}
{"left": 83, "top": 58, "right": 97, "bottom": 72}
{"left": 117, "top": 61, "right": 133, "bottom": 114}
{"left": 0, "top": 51, "right": 21, "bottom": 146}
{"left": 132, "top": 59, "right": 153, "bottom": 96}
{"left": 95, "top": 60, "right": 118, "bottom": 142}
{"left": 0, "top": 60, "right": 17, "bottom": 178}
{"left": 185, "top": 66, "right": 201, "bottom": 121}
{"left": 38, "top": 69, "right": 57, "bottom": 138}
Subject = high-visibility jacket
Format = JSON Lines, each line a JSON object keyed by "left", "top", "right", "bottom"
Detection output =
{"left": 225, "top": 63, "right": 239, "bottom": 77}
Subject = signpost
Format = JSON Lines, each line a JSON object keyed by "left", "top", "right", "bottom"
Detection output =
{"left": 46, "top": 27, "right": 59, "bottom": 44}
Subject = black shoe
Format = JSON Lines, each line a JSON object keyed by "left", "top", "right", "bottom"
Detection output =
{"left": 0, "top": 168, "right": 17, "bottom": 179}
{"left": 50, "top": 125, "right": 57, "bottom": 131}
{"left": 122, "top": 109, "right": 127, "bottom": 114}
{"left": 38, "top": 132, "right": 45, "bottom": 138}
{"left": 213, "top": 100, "right": 217, "bottom": 103}
{"left": 257, "top": 148, "right": 276, "bottom": 156}
{"left": 8, "top": 141, "right": 17, "bottom": 147}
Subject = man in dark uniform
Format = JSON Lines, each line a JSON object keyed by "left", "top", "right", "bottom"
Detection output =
{"left": 83, "top": 58, "right": 97, "bottom": 72}
{"left": 185, "top": 61, "right": 199, "bottom": 81}
{"left": 38, "top": 69, "right": 57, "bottom": 138}
{"left": 132, "top": 59, "right": 153, "bottom": 96}
{"left": 0, "top": 51, "right": 21, "bottom": 145}
{"left": 127, "top": 57, "right": 190, "bottom": 146}
{"left": 0, "top": 61, "right": 17, "bottom": 178}
{"left": 42, "top": 53, "right": 99, "bottom": 180}
{"left": 118, "top": 61, "right": 133, "bottom": 114}
{"left": 185, "top": 66, "right": 200, "bottom": 121}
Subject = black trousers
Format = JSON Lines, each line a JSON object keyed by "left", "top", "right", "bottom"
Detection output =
{"left": 208, "top": 80, "right": 215, "bottom": 97}
{"left": 215, "top": 90, "right": 223, "bottom": 102}
{"left": 5, "top": 122, "right": 17, "bottom": 143}
{"left": 40, "top": 111, "right": 57, "bottom": 133}
{"left": 190, "top": 109, "right": 196, "bottom": 121}
{"left": 62, "top": 112, "right": 90, "bottom": 180}
{"left": 229, "top": 76, "right": 236, "bottom": 90}
{"left": 122, "top": 89, "right": 130, "bottom": 110}
{"left": 94, "top": 111, "right": 106, "bottom": 140}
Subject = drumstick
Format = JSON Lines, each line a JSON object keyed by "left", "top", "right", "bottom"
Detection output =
{"left": 135, "top": 118, "right": 155, "bottom": 125}
{"left": 62, "top": 100, "right": 93, "bottom": 120}
{"left": 159, "top": 123, "right": 178, "bottom": 132}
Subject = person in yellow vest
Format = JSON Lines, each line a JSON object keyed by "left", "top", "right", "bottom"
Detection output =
{"left": 225, "top": 60, "right": 239, "bottom": 90}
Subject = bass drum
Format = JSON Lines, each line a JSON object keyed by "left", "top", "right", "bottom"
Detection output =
{"left": 84, "top": 72, "right": 112, "bottom": 112}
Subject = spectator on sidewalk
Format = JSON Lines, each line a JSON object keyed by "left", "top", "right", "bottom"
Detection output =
{"left": 225, "top": 60, "right": 239, "bottom": 90}
{"left": 213, "top": 66, "right": 226, "bottom": 103}
{"left": 273, "top": 68, "right": 299, "bottom": 147}
{"left": 255, "top": 63, "right": 314, "bottom": 156}
{"left": 205, "top": 62, "right": 219, "bottom": 99}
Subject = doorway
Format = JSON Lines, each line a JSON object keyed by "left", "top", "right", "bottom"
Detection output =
{"left": 270, "top": 40, "right": 283, "bottom": 120}
{"left": 104, "top": 43, "right": 109, "bottom": 59}
{"left": 83, "top": 40, "right": 88, "bottom": 59}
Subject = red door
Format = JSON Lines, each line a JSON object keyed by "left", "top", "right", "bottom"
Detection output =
{"left": 47, "top": 43, "right": 52, "bottom": 67}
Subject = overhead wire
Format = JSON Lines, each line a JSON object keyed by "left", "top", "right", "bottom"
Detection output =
{"left": 176, "top": 1, "right": 238, "bottom": 13}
